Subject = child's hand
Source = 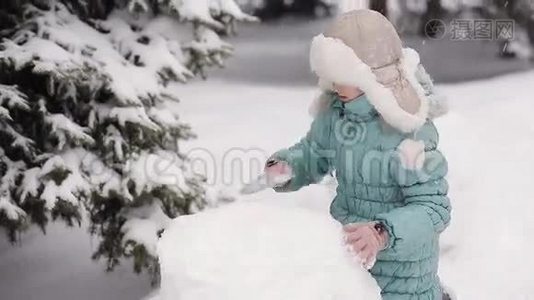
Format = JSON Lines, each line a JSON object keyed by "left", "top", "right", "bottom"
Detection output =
{"left": 342, "top": 222, "right": 389, "bottom": 270}
{"left": 264, "top": 158, "right": 293, "bottom": 187}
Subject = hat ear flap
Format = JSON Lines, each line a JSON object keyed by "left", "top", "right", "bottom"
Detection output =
{"left": 397, "top": 48, "right": 430, "bottom": 123}
{"left": 394, "top": 83, "right": 422, "bottom": 115}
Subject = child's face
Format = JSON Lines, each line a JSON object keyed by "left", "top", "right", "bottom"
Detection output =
{"left": 332, "top": 83, "right": 364, "bottom": 102}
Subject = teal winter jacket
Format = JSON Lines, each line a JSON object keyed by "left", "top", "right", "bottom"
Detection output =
{"left": 271, "top": 92, "right": 451, "bottom": 300}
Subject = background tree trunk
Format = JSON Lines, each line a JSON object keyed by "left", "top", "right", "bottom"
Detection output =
{"left": 527, "top": 19, "right": 534, "bottom": 50}
{"left": 256, "top": 0, "right": 285, "bottom": 20}
{"left": 369, "top": 0, "right": 388, "bottom": 18}
{"left": 420, "top": 0, "right": 445, "bottom": 37}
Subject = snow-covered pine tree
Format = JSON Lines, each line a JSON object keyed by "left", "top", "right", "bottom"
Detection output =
{"left": 0, "top": 0, "right": 256, "bottom": 283}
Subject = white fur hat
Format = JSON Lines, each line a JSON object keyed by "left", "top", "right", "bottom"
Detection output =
{"left": 309, "top": 9, "right": 429, "bottom": 133}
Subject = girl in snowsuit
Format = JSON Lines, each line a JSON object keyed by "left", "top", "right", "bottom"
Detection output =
{"left": 265, "top": 9, "right": 451, "bottom": 300}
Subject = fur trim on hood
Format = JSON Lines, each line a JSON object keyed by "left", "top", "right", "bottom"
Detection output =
{"left": 309, "top": 48, "right": 448, "bottom": 121}
{"left": 309, "top": 34, "right": 429, "bottom": 133}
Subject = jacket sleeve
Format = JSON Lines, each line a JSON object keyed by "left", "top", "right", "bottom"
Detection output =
{"left": 374, "top": 124, "right": 452, "bottom": 259}
{"left": 269, "top": 111, "right": 334, "bottom": 192}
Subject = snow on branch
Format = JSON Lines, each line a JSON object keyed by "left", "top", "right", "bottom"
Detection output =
{"left": 169, "top": 0, "right": 225, "bottom": 29}
{"left": 2, "top": 125, "right": 35, "bottom": 158}
{"left": 0, "top": 85, "right": 34, "bottom": 157}
{"left": 1, "top": 3, "right": 194, "bottom": 106}
{"left": 45, "top": 113, "right": 95, "bottom": 147}
{"left": 18, "top": 148, "right": 123, "bottom": 209}
{"left": 0, "top": 84, "right": 31, "bottom": 111}
{"left": 211, "top": 0, "right": 259, "bottom": 22}
{"left": 92, "top": 103, "right": 161, "bottom": 132}
{"left": 148, "top": 106, "right": 182, "bottom": 128}
{"left": 103, "top": 125, "right": 127, "bottom": 161}
{"left": 0, "top": 197, "right": 26, "bottom": 221}
{"left": 178, "top": 0, "right": 259, "bottom": 24}
{"left": 124, "top": 150, "right": 190, "bottom": 198}
{"left": 0, "top": 151, "right": 26, "bottom": 222}
{"left": 122, "top": 202, "right": 171, "bottom": 256}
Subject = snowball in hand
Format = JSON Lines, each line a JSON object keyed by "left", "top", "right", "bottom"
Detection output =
{"left": 157, "top": 201, "right": 381, "bottom": 300}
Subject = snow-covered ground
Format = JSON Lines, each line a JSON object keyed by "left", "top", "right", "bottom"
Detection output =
{"left": 167, "top": 69, "right": 534, "bottom": 299}
{"left": 436, "top": 73, "right": 534, "bottom": 299}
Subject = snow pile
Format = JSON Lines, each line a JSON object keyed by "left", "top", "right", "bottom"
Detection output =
{"left": 156, "top": 201, "right": 381, "bottom": 300}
